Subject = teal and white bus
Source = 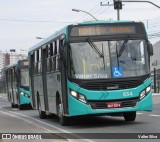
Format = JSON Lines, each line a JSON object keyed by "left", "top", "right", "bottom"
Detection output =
{"left": 29, "top": 21, "right": 153, "bottom": 125}
{"left": 5, "top": 59, "right": 31, "bottom": 109}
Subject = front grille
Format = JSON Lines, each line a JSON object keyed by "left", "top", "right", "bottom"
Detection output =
{"left": 69, "top": 74, "right": 149, "bottom": 91}
{"left": 81, "top": 80, "right": 141, "bottom": 90}
{"left": 88, "top": 97, "right": 139, "bottom": 109}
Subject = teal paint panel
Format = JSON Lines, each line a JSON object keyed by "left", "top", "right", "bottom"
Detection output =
{"left": 67, "top": 78, "right": 152, "bottom": 116}
{"left": 19, "top": 87, "right": 31, "bottom": 105}
{"left": 19, "top": 95, "right": 30, "bottom": 105}
{"left": 139, "top": 92, "right": 152, "bottom": 111}
{"left": 68, "top": 93, "right": 152, "bottom": 116}
{"left": 68, "top": 79, "right": 151, "bottom": 101}
{"left": 68, "top": 95, "right": 88, "bottom": 116}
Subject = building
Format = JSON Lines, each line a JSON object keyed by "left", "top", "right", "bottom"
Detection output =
{"left": 151, "top": 41, "right": 160, "bottom": 72}
{"left": 0, "top": 50, "right": 5, "bottom": 72}
{"left": 5, "top": 53, "right": 10, "bottom": 66}
{"left": 0, "top": 50, "right": 27, "bottom": 69}
{"left": 0, "top": 51, "right": 27, "bottom": 79}
{"left": 150, "top": 40, "right": 160, "bottom": 92}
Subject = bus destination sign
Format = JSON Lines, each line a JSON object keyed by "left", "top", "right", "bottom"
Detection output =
{"left": 70, "top": 25, "right": 136, "bottom": 37}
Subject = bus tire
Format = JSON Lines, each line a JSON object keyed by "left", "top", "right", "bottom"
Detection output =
{"left": 124, "top": 111, "right": 136, "bottom": 121}
{"left": 38, "top": 96, "right": 46, "bottom": 119}
{"left": 11, "top": 103, "right": 15, "bottom": 108}
{"left": 56, "top": 95, "right": 69, "bottom": 126}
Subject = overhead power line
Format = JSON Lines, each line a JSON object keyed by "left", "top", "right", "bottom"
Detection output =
{"left": 0, "top": 18, "right": 75, "bottom": 23}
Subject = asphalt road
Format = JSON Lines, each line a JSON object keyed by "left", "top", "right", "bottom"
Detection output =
{"left": 0, "top": 93, "right": 160, "bottom": 142}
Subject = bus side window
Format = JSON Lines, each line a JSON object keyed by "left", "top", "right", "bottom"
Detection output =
{"left": 51, "top": 41, "right": 56, "bottom": 72}
{"left": 38, "top": 48, "right": 42, "bottom": 74}
{"left": 50, "top": 42, "right": 53, "bottom": 72}
{"left": 34, "top": 51, "right": 37, "bottom": 75}
{"left": 56, "top": 39, "right": 60, "bottom": 71}
{"left": 47, "top": 44, "right": 50, "bottom": 73}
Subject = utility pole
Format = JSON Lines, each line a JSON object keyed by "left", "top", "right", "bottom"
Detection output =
{"left": 154, "top": 68, "right": 157, "bottom": 93}
{"left": 114, "top": 0, "right": 122, "bottom": 20}
{"left": 100, "top": 0, "right": 160, "bottom": 20}
{"left": 100, "top": 0, "right": 122, "bottom": 20}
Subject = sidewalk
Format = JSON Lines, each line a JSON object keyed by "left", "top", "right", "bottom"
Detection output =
{"left": 152, "top": 93, "right": 159, "bottom": 96}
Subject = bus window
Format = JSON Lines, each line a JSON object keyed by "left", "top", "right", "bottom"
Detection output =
{"left": 50, "top": 43, "right": 53, "bottom": 56}
{"left": 46, "top": 45, "right": 49, "bottom": 58}
{"left": 47, "top": 44, "right": 51, "bottom": 72}
{"left": 51, "top": 41, "right": 56, "bottom": 72}
{"left": 55, "top": 39, "right": 60, "bottom": 71}
{"left": 37, "top": 50, "right": 39, "bottom": 61}
{"left": 57, "top": 39, "right": 59, "bottom": 54}
{"left": 38, "top": 49, "right": 42, "bottom": 74}
{"left": 34, "top": 51, "right": 37, "bottom": 75}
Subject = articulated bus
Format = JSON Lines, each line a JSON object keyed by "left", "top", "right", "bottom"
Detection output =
{"left": 29, "top": 21, "right": 153, "bottom": 125}
{"left": 5, "top": 59, "right": 31, "bottom": 109}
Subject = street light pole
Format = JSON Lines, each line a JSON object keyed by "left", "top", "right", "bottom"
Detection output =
{"left": 101, "top": 0, "right": 122, "bottom": 20}
{"left": 101, "top": 0, "right": 159, "bottom": 21}
{"left": 72, "top": 9, "right": 98, "bottom": 21}
{"left": 122, "top": 0, "right": 160, "bottom": 9}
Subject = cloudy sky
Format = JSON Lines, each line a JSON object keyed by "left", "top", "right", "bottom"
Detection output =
{"left": 0, "top": 0, "right": 160, "bottom": 53}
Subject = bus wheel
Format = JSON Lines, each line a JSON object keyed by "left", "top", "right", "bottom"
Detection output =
{"left": 11, "top": 103, "right": 15, "bottom": 108}
{"left": 56, "top": 97, "right": 69, "bottom": 126}
{"left": 124, "top": 111, "right": 136, "bottom": 121}
{"left": 38, "top": 97, "right": 46, "bottom": 119}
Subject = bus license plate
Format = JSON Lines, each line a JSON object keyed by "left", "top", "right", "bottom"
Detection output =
{"left": 107, "top": 102, "right": 122, "bottom": 108}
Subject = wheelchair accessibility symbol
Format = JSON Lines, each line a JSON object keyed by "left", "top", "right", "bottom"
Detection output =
{"left": 112, "top": 67, "right": 123, "bottom": 78}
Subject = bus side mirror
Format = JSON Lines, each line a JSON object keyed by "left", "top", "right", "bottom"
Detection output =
{"left": 148, "top": 42, "right": 153, "bottom": 56}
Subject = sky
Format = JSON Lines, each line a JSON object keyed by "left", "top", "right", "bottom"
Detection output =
{"left": 0, "top": 0, "right": 160, "bottom": 53}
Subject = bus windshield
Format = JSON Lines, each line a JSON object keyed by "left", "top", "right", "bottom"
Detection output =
{"left": 20, "top": 68, "right": 29, "bottom": 86}
{"left": 69, "top": 40, "right": 149, "bottom": 79}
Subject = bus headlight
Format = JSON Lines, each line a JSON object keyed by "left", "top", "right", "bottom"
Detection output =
{"left": 20, "top": 92, "right": 24, "bottom": 96}
{"left": 70, "top": 90, "right": 87, "bottom": 103}
{"left": 140, "top": 90, "right": 145, "bottom": 100}
{"left": 79, "top": 94, "right": 86, "bottom": 103}
{"left": 70, "top": 90, "right": 78, "bottom": 98}
{"left": 140, "top": 86, "right": 151, "bottom": 100}
{"left": 20, "top": 92, "right": 30, "bottom": 98}
{"left": 146, "top": 86, "right": 151, "bottom": 94}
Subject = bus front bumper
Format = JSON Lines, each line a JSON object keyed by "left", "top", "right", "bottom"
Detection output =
{"left": 20, "top": 95, "right": 31, "bottom": 105}
{"left": 68, "top": 91, "right": 152, "bottom": 116}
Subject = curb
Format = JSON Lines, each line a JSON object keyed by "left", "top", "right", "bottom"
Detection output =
{"left": 152, "top": 93, "right": 159, "bottom": 96}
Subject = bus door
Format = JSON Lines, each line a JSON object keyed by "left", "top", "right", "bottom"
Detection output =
{"left": 42, "top": 47, "right": 49, "bottom": 111}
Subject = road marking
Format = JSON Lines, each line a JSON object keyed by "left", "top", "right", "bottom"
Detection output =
{"left": 0, "top": 105, "right": 10, "bottom": 108}
{"left": 0, "top": 106, "right": 94, "bottom": 142}
{"left": 0, "top": 96, "right": 7, "bottom": 98}
{"left": 0, "top": 108, "right": 73, "bottom": 141}
{"left": 149, "top": 114, "right": 160, "bottom": 117}
{"left": 137, "top": 112, "right": 143, "bottom": 115}
{"left": 0, "top": 109, "right": 58, "bottom": 133}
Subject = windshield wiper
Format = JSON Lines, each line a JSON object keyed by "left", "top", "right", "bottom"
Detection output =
{"left": 87, "top": 37, "right": 105, "bottom": 70}
{"left": 118, "top": 35, "right": 129, "bottom": 57}
{"left": 87, "top": 37, "right": 104, "bottom": 58}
